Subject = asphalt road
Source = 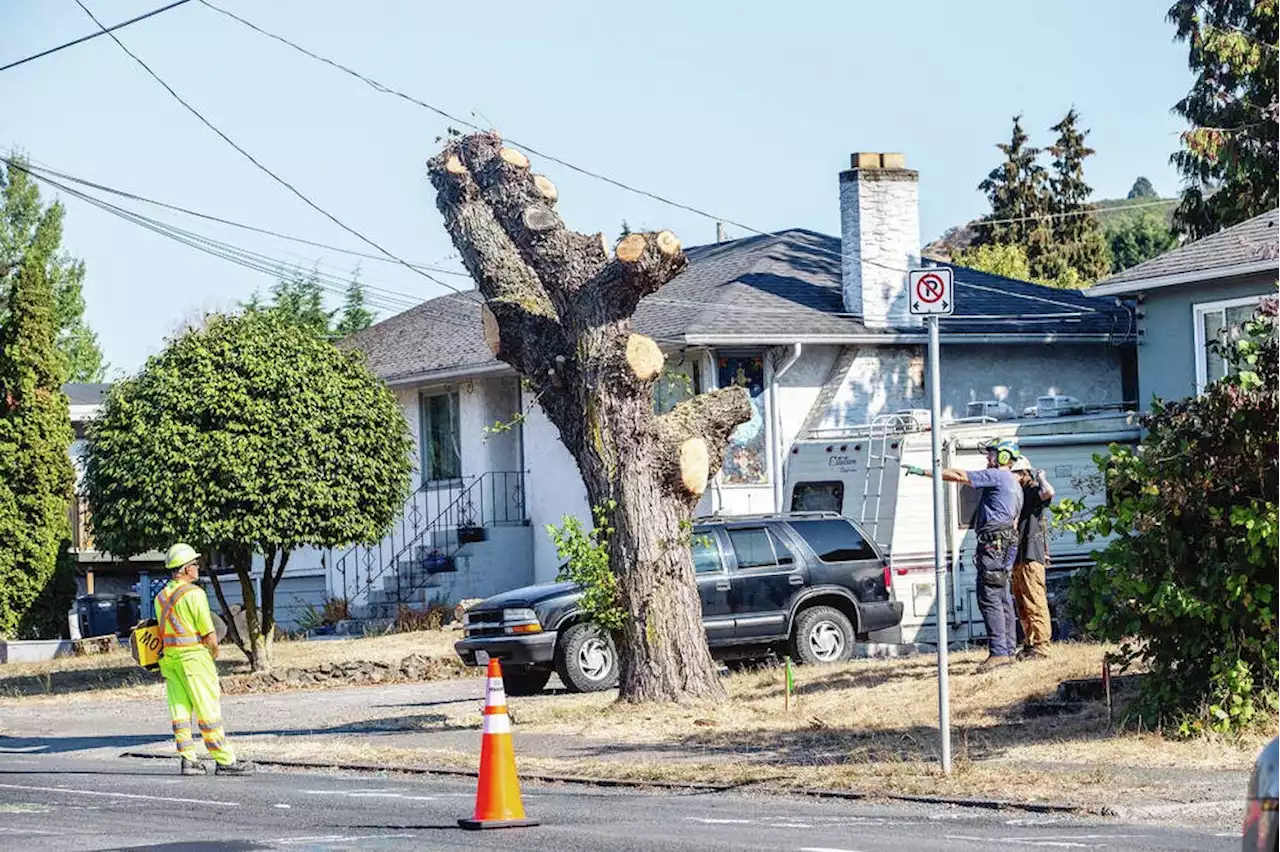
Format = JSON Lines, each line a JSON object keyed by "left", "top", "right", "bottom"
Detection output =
{"left": 0, "top": 754, "right": 1239, "bottom": 851}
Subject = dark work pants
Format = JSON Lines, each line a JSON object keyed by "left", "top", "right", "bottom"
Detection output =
{"left": 976, "top": 535, "right": 1019, "bottom": 657}
{"left": 977, "top": 574, "right": 1018, "bottom": 657}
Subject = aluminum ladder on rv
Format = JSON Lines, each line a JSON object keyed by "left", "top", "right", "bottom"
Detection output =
{"left": 858, "top": 413, "right": 908, "bottom": 543}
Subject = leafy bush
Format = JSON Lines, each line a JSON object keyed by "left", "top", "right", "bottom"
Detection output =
{"left": 1059, "top": 298, "right": 1278, "bottom": 736}
{"left": 296, "top": 596, "right": 351, "bottom": 632}
{"left": 550, "top": 501, "right": 624, "bottom": 632}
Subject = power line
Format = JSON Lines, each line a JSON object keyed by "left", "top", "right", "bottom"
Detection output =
{"left": 16, "top": 161, "right": 491, "bottom": 322}
{"left": 72, "top": 0, "right": 464, "bottom": 299}
{"left": 9, "top": 157, "right": 471, "bottom": 277}
{"left": 0, "top": 0, "right": 194, "bottom": 74}
{"left": 196, "top": 1, "right": 1126, "bottom": 318}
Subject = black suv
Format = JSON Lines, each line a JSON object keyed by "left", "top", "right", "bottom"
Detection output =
{"left": 454, "top": 512, "right": 904, "bottom": 695}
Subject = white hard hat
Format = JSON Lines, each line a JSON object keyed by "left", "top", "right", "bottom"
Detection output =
{"left": 1010, "top": 457, "right": 1033, "bottom": 472}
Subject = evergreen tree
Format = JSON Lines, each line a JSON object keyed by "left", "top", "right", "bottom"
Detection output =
{"left": 0, "top": 200, "right": 75, "bottom": 637}
{"left": 0, "top": 158, "right": 106, "bottom": 382}
{"left": 1104, "top": 209, "right": 1180, "bottom": 272}
{"left": 1168, "top": 0, "right": 1279, "bottom": 238}
{"left": 1128, "top": 176, "right": 1159, "bottom": 199}
{"left": 333, "top": 278, "right": 374, "bottom": 337}
{"left": 243, "top": 269, "right": 376, "bottom": 339}
{"left": 974, "top": 116, "right": 1052, "bottom": 252}
{"left": 1044, "top": 109, "right": 1112, "bottom": 283}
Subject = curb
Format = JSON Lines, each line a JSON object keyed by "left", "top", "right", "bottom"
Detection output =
{"left": 118, "top": 751, "right": 1089, "bottom": 814}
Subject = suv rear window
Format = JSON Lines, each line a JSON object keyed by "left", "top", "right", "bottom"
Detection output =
{"left": 789, "top": 518, "right": 877, "bottom": 562}
{"left": 790, "top": 481, "right": 844, "bottom": 513}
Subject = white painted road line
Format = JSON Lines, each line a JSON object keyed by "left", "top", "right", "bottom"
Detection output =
{"left": 0, "top": 783, "right": 239, "bottom": 808}
{"left": 268, "top": 834, "right": 417, "bottom": 845}
{"left": 687, "top": 817, "right": 753, "bottom": 824}
{"left": 800, "top": 847, "right": 867, "bottom": 852}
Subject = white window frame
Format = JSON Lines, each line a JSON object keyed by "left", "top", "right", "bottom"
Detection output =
{"left": 418, "top": 389, "right": 462, "bottom": 486}
{"left": 1192, "top": 295, "right": 1265, "bottom": 394}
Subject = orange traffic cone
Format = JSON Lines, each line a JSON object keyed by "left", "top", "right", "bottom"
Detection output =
{"left": 458, "top": 658, "right": 539, "bottom": 830}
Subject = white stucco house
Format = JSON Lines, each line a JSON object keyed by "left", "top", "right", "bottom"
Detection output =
{"left": 234, "top": 151, "right": 1136, "bottom": 627}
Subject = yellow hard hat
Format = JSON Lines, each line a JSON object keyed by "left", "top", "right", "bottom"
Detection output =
{"left": 165, "top": 543, "right": 199, "bottom": 570}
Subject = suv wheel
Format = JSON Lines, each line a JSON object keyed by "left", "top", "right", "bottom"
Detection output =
{"left": 502, "top": 666, "right": 552, "bottom": 696}
{"left": 555, "top": 623, "right": 618, "bottom": 693}
{"left": 791, "top": 605, "right": 855, "bottom": 665}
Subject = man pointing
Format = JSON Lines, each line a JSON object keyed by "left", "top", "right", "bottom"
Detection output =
{"left": 156, "top": 543, "right": 255, "bottom": 776}
{"left": 906, "top": 439, "right": 1023, "bottom": 671}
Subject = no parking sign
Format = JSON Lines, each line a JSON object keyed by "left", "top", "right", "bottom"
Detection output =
{"left": 909, "top": 268, "right": 954, "bottom": 315}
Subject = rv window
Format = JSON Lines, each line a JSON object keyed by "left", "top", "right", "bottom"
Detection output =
{"left": 790, "top": 481, "right": 844, "bottom": 513}
{"left": 691, "top": 528, "right": 725, "bottom": 574}
{"left": 726, "top": 527, "right": 793, "bottom": 570}
{"left": 789, "top": 519, "right": 876, "bottom": 562}
{"left": 956, "top": 485, "right": 981, "bottom": 529}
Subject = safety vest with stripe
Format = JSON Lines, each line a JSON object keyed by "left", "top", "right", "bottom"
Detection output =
{"left": 156, "top": 583, "right": 202, "bottom": 650}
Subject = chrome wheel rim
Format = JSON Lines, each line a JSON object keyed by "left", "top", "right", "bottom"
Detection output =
{"left": 578, "top": 637, "right": 613, "bottom": 681}
{"left": 808, "top": 620, "right": 845, "bottom": 662}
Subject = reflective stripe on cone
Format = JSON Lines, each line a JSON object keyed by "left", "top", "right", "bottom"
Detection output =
{"left": 458, "top": 658, "right": 538, "bottom": 831}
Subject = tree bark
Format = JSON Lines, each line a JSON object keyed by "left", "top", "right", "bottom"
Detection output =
{"left": 428, "top": 133, "right": 752, "bottom": 704}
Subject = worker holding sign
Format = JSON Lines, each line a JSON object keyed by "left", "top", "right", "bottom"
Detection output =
{"left": 905, "top": 439, "right": 1023, "bottom": 671}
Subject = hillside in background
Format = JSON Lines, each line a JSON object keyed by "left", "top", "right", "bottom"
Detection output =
{"left": 924, "top": 180, "right": 1180, "bottom": 276}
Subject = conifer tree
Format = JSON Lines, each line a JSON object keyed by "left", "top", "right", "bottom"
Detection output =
{"left": 1044, "top": 109, "right": 1111, "bottom": 284}
{"left": 0, "top": 201, "right": 75, "bottom": 637}
{"left": 1168, "top": 0, "right": 1278, "bottom": 238}
{"left": 975, "top": 116, "right": 1051, "bottom": 252}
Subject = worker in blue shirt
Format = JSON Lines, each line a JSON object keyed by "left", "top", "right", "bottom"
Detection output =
{"left": 906, "top": 438, "right": 1024, "bottom": 671}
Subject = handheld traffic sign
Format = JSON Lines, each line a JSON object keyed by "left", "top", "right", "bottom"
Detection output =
{"left": 909, "top": 268, "right": 954, "bottom": 316}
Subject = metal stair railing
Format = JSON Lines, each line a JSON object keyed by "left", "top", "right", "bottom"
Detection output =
{"left": 334, "top": 470, "right": 527, "bottom": 613}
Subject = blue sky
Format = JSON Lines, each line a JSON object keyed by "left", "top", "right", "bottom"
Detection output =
{"left": 1, "top": 0, "right": 1191, "bottom": 374}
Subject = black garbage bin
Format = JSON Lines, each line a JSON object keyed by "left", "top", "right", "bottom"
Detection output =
{"left": 76, "top": 594, "right": 119, "bottom": 639}
{"left": 116, "top": 594, "right": 141, "bottom": 636}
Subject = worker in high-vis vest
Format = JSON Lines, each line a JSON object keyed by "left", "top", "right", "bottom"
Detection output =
{"left": 157, "top": 543, "right": 255, "bottom": 777}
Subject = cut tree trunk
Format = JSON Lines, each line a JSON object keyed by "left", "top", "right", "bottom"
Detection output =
{"left": 427, "top": 133, "right": 751, "bottom": 704}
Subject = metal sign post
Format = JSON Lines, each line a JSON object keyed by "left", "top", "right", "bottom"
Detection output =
{"left": 910, "top": 267, "right": 954, "bottom": 775}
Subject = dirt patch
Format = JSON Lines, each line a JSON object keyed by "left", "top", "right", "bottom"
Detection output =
{"left": 0, "top": 630, "right": 469, "bottom": 700}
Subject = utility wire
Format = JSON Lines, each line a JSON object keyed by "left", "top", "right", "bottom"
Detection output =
{"left": 0, "top": 0, "right": 194, "bottom": 73}
{"left": 6, "top": 156, "right": 470, "bottom": 277}
{"left": 72, "top": 0, "right": 463, "bottom": 298}
{"left": 198, "top": 0, "right": 1130, "bottom": 317}
{"left": 20, "top": 163, "right": 495, "bottom": 323}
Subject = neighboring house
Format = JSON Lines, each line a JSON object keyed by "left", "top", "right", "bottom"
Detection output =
{"left": 1089, "top": 209, "right": 1279, "bottom": 403}
{"left": 64, "top": 383, "right": 166, "bottom": 599}
{"left": 267, "top": 150, "right": 1135, "bottom": 624}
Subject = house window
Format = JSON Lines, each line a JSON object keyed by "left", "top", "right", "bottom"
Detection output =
{"left": 717, "top": 354, "right": 768, "bottom": 485}
{"left": 1193, "top": 296, "right": 1265, "bottom": 393}
{"left": 419, "top": 391, "right": 461, "bottom": 483}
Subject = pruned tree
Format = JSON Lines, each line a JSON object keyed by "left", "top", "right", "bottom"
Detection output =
{"left": 427, "top": 133, "right": 751, "bottom": 703}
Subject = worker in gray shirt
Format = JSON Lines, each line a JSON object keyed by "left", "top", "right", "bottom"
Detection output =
{"left": 907, "top": 438, "right": 1023, "bottom": 671}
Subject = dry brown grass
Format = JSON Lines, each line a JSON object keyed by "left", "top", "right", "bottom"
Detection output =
{"left": 229, "top": 641, "right": 1267, "bottom": 811}
{"left": 0, "top": 629, "right": 463, "bottom": 702}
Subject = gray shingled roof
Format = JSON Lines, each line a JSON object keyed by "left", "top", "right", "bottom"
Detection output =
{"left": 62, "top": 383, "right": 111, "bottom": 405}
{"left": 1093, "top": 208, "right": 1279, "bottom": 291}
{"left": 348, "top": 229, "right": 1130, "bottom": 382}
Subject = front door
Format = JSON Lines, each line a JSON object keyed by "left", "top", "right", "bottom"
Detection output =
{"left": 693, "top": 526, "right": 734, "bottom": 646}
{"left": 725, "top": 524, "right": 801, "bottom": 640}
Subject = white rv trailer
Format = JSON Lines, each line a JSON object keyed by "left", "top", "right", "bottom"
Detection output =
{"left": 783, "top": 409, "right": 1141, "bottom": 646}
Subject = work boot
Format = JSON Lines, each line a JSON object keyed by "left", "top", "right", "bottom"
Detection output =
{"left": 1016, "top": 645, "right": 1050, "bottom": 662}
{"left": 976, "top": 654, "right": 1012, "bottom": 673}
{"left": 215, "top": 760, "right": 257, "bottom": 776}
{"left": 179, "top": 757, "right": 208, "bottom": 776}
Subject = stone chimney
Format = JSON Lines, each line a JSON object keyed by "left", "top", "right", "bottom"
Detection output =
{"left": 839, "top": 152, "right": 921, "bottom": 328}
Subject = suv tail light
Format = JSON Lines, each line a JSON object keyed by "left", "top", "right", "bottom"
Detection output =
{"left": 883, "top": 565, "right": 892, "bottom": 591}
